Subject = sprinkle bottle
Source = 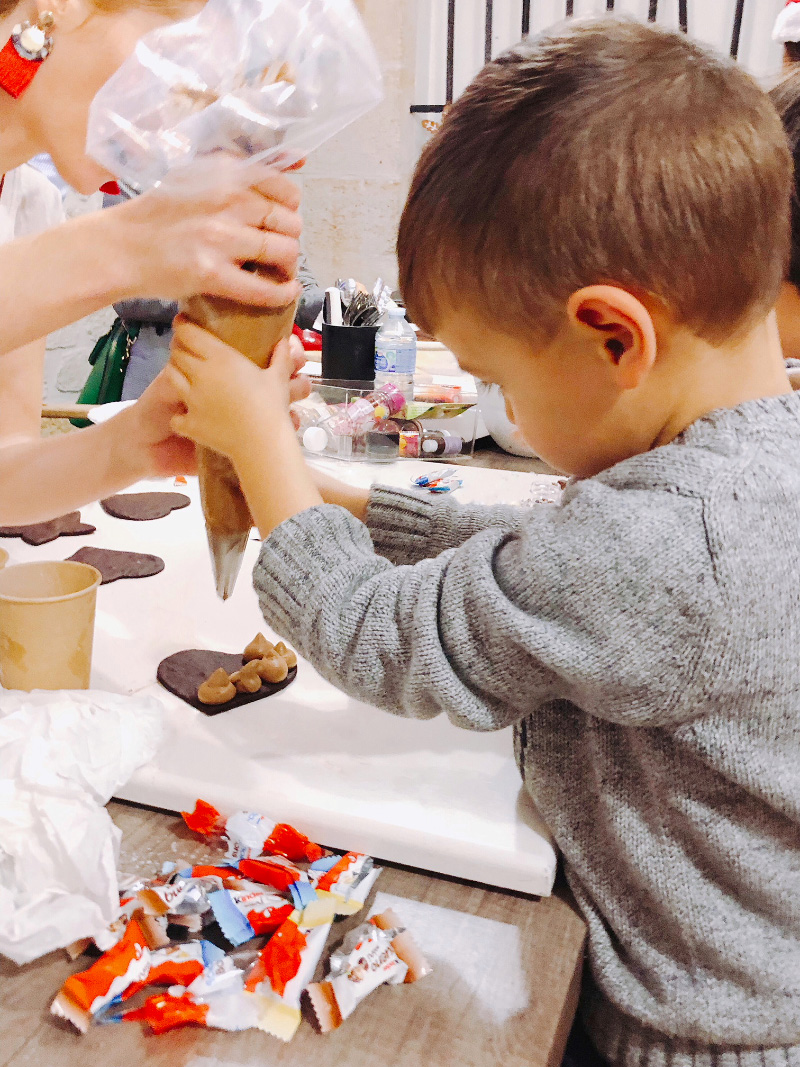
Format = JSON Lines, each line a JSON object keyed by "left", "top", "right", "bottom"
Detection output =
{"left": 420, "top": 430, "right": 463, "bottom": 458}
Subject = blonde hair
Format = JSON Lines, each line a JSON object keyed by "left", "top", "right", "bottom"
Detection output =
{"left": 1, "top": 0, "right": 190, "bottom": 19}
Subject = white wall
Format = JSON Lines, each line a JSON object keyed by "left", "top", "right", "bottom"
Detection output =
{"left": 45, "top": 0, "right": 790, "bottom": 402}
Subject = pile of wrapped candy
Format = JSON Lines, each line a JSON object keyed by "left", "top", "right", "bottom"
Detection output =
{"left": 50, "top": 799, "right": 431, "bottom": 1041}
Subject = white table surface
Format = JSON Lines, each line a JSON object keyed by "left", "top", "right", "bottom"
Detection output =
{"left": 1, "top": 458, "right": 563, "bottom": 896}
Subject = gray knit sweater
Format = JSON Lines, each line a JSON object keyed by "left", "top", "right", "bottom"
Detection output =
{"left": 254, "top": 394, "right": 800, "bottom": 1067}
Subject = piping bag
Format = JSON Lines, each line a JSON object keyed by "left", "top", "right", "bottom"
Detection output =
{"left": 86, "top": 0, "right": 383, "bottom": 597}
{"left": 184, "top": 293, "right": 298, "bottom": 598}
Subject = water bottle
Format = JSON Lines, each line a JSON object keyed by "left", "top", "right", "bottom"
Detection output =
{"left": 374, "top": 307, "right": 417, "bottom": 403}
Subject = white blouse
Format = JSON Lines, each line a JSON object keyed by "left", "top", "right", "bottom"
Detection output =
{"left": 0, "top": 163, "right": 64, "bottom": 244}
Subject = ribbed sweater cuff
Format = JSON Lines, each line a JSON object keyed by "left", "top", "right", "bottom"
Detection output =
{"left": 365, "top": 486, "right": 454, "bottom": 565}
{"left": 253, "top": 503, "right": 378, "bottom": 642}
{"left": 584, "top": 996, "right": 800, "bottom": 1067}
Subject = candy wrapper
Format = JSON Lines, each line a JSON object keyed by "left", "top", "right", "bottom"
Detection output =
{"left": 306, "top": 909, "right": 432, "bottom": 1033}
{"left": 47, "top": 803, "right": 434, "bottom": 1043}
{"left": 123, "top": 983, "right": 262, "bottom": 1035}
{"left": 245, "top": 915, "right": 333, "bottom": 1041}
{"left": 87, "top": 0, "right": 382, "bottom": 598}
{"left": 119, "top": 940, "right": 226, "bottom": 1001}
{"left": 308, "top": 851, "right": 382, "bottom": 916}
{"left": 0, "top": 691, "right": 164, "bottom": 965}
{"left": 209, "top": 885, "right": 293, "bottom": 945}
{"left": 52, "top": 917, "right": 153, "bottom": 1033}
{"left": 181, "top": 799, "right": 324, "bottom": 862}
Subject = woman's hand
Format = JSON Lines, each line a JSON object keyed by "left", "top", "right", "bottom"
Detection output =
{"left": 113, "top": 368, "right": 200, "bottom": 480}
{"left": 109, "top": 158, "right": 304, "bottom": 308}
{"left": 166, "top": 318, "right": 310, "bottom": 462}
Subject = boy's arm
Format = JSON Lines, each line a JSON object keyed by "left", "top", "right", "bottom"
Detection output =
{"left": 164, "top": 321, "right": 715, "bottom": 729}
{"left": 253, "top": 480, "right": 717, "bottom": 732}
{"left": 364, "top": 486, "right": 549, "bottom": 565}
{"left": 310, "top": 473, "right": 543, "bottom": 566}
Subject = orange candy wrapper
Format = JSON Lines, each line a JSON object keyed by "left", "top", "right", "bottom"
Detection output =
{"left": 181, "top": 799, "right": 325, "bottom": 864}
{"left": 238, "top": 856, "right": 301, "bottom": 892}
{"left": 118, "top": 942, "right": 209, "bottom": 1001}
{"left": 51, "top": 917, "right": 152, "bottom": 1033}
{"left": 264, "top": 823, "right": 325, "bottom": 864}
{"left": 124, "top": 991, "right": 209, "bottom": 1035}
{"left": 181, "top": 798, "right": 224, "bottom": 837}
{"left": 245, "top": 916, "right": 307, "bottom": 996}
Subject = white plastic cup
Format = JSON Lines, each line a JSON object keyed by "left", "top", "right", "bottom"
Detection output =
{"left": 0, "top": 560, "right": 102, "bottom": 691}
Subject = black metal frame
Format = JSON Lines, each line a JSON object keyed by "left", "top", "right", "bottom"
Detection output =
{"left": 411, "top": 1, "right": 747, "bottom": 117}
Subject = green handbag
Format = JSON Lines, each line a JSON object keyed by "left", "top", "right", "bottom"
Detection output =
{"left": 70, "top": 318, "right": 140, "bottom": 428}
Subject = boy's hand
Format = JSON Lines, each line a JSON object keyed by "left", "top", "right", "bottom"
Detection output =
{"left": 166, "top": 317, "right": 310, "bottom": 463}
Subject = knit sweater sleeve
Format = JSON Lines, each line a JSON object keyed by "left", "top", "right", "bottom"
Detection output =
{"left": 365, "top": 485, "right": 536, "bottom": 565}
{"left": 253, "top": 474, "right": 719, "bottom": 731}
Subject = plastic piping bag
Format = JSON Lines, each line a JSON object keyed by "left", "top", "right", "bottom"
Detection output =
{"left": 87, "top": 0, "right": 382, "bottom": 597}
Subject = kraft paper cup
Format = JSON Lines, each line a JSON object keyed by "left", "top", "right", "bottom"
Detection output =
{"left": 0, "top": 561, "right": 102, "bottom": 691}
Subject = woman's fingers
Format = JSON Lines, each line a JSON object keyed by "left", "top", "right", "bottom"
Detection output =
{"left": 162, "top": 361, "right": 190, "bottom": 395}
{"left": 247, "top": 166, "right": 302, "bottom": 211}
{"left": 245, "top": 229, "right": 300, "bottom": 276}
{"left": 213, "top": 266, "right": 301, "bottom": 309}
{"left": 249, "top": 197, "right": 303, "bottom": 241}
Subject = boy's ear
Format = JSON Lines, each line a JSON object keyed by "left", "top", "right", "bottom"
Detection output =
{"left": 566, "top": 285, "right": 657, "bottom": 391}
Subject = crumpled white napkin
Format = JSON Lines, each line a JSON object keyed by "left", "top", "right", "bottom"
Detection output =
{"left": 0, "top": 689, "right": 164, "bottom": 965}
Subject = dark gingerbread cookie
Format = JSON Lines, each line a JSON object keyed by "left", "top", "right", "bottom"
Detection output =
{"left": 100, "top": 492, "right": 191, "bottom": 521}
{"left": 0, "top": 512, "right": 96, "bottom": 546}
{"left": 67, "top": 547, "right": 165, "bottom": 585}
{"left": 157, "top": 649, "right": 297, "bottom": 716}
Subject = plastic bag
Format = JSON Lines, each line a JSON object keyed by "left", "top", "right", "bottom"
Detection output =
{"left": 86, "top": 0, "right": 383, "bottom": 598}
{"left": 87, "top": 0, "right": 383, "bottom": 193}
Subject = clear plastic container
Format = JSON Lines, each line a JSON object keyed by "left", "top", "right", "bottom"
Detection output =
{"left": 293, "top": 381, "right": 478, "bottom": 463}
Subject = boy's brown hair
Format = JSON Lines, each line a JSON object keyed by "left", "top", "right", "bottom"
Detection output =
{"left": 398, "top": 18, "right": 791, "bottom": 346}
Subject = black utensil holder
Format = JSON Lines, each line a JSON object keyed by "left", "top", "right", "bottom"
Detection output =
{"left": 321, "top": 323, "right": 379, "bottom": 384}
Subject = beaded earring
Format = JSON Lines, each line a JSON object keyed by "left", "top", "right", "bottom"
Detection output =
{"left": 0, "top": 12, "right": 55, "bottom": 99}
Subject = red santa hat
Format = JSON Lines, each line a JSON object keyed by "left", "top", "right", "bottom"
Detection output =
{"left": 774, "top": 0, "right": 800, "bottom": 43}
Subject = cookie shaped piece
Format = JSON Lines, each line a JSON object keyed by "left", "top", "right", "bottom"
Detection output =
{"left": 100, "top": 492, "right": 191, "bottom": 521}
{"left": 0, "top": 512, "right": 96, "bottom": 546}
{"left": 157, "top": 649, "right": 297, "bottom": 715}
{"left": 67, "top": 547, "right": 164, "bottom": 585}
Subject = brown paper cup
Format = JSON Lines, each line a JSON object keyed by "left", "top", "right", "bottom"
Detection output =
{"left": 0, "top": 561, "right": 102, "bottom": 691}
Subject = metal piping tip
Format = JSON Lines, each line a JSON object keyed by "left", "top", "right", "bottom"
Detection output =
{"left": 206, "top": 531, "right": 249, "bottom": 600}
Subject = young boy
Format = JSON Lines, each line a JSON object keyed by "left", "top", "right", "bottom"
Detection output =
{"left": 167, "top": 19, "right": 800, "bottom": 1066}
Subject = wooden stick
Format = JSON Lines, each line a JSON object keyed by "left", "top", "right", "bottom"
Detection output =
{"left": 41, "top": 404, "right": 93, "bottom": 419}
